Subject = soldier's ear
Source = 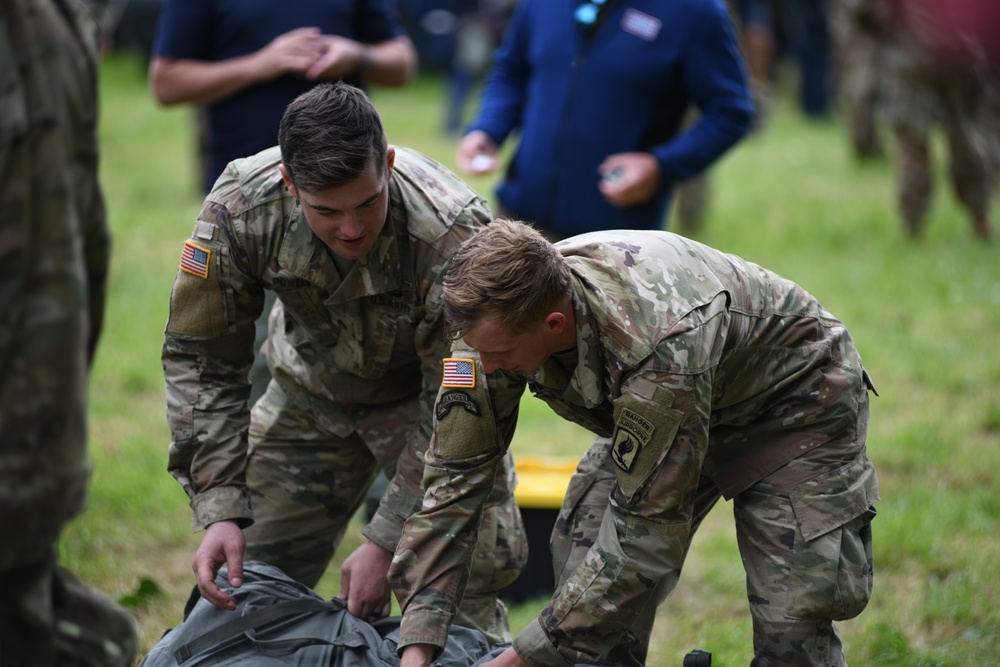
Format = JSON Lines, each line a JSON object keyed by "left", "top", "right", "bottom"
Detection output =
{"left": 544, "top": 311, "right": 567, "bottom": 334}
{"left": 279, "top": 164, "right": 298, "bottom": 199}
{"left": 385, "top": 146, "right": 396, "bottom": 179}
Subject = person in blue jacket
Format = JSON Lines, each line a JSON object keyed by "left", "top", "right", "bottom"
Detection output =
{"left": 455, "top": 0, "right": 754, "bottom": 239}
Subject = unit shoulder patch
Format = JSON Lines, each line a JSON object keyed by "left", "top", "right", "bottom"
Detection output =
{"left": 611, "top": 393, "right": 684, "bottom": 502}
{"left": 611, "top": 407, "right": 655, "bottom": 473}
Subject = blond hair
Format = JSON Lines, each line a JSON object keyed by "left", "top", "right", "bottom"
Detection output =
{"left": 443, "top": 219, "right": 572, "bottom": 337}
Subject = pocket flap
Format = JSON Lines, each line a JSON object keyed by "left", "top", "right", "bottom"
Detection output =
{"left": 789, "top": 454, "right": 879, "bottom": 542}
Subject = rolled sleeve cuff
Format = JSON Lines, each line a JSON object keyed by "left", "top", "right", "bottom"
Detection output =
{"left": 397, "top": 608, "right": 451, "bottom": 654}
{"left": 360, "top": 504, "right": 404, "bottom": 553}
{"left": 513, "top": 618, "right": 572, "bottom": 667}
{"left": 190, "top": 485, "right": 254, "bottom": 532}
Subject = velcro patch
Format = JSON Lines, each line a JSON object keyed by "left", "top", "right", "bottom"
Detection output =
{"left": 611, "top": 407, "right": 654, "bottom": 473}
{"left": 180, "top": 240, "right": 211, "bottom": 278}
{"left": 442, "top": 358, "right": 476, "bottom": 388}
{"left": 436, "top": 390, "right": 481, "bottom": 420}
{"left": 432, "top": 371, "right": 497, "bottom": 460}
{"left": 612, "top": 393, "right": 684, "bottom": 502}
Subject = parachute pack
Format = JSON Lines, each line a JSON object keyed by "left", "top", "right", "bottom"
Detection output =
{"left": 138, "top": 561, "right": 500, "bottom": 667}
{"left": 138, "top": 560, "right": 710, "bottom": 666}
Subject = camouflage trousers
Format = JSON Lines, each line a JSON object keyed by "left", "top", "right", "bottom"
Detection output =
{"left": 552, "top": 402, "right": 877, "bottom": 666}
{"left": 836, "top": 29, "right": 886, "bottom": 159}
{"left": 243, "top": 380, "right": 526, "bottom": 645}
{"left": 0, "top": 553, "right": 136, "bottom": 667}
{"left": 887, "top": 59, "right": 999, "bottom": 236}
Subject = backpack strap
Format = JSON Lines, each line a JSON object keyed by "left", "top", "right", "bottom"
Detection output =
{"left": 173, "top": 598, "right": 342, "bottom": 664}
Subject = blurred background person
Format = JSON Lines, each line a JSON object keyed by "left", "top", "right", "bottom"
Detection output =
{"left": 727, "top": 0, "right": 777, "bottom": 130}
{"left": 775, "top": 0, "right": 833, "bottom": 118}
{"left": 149, "top": 0, "right": 417, "bottom": 196}
{"left": 149, "top": 0, "right": 417, "bottom": 407}
{"left": 830, "top": 0, "right": 889, "bottom": 161}
{"left": 0, "top": 0, "right": 137, "bottom": 664}
{"left": 856, "top": 0, "right": 999, "bottom": 240}
{"left": 454, "top": 0, "right": 754, "bottom": 241}
{"left": 443, "top": 0, "right": 515, "bottom": 136}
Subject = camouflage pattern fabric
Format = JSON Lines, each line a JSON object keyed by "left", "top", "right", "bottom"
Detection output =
{"left": 0, "top": 0, "right": 136, "bottom": 664}
{"left": 845, "top": 0, "right": 999, "bottom": 237}
{"left": 830, "top": 0, "right": 888, "bottom": 159}
{"left": 162, "top": 146, "right": 526, "bottom": 641}
{"left": 392, "top": 230, "right": 879, "bottom": 666}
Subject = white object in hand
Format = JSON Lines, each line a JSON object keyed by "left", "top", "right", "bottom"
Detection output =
{"left": 471, "top": 154, "right": 496, "bottom": 172}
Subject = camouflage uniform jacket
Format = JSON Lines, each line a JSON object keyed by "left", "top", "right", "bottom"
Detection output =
{"left": 162, "top": 146, "right": 490, "bottom": 550}
{"left": 393, "top": 230, "right": 876, "bottom": 664}
{"left": 1, "top": 0, "right": 108, "bottom": 568}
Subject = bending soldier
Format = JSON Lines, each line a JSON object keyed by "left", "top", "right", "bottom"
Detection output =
{"left": 393, "top": 220, "right": 879, "bottom": 667}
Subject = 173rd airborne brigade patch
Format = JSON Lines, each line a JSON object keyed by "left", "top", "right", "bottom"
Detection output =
{"left": 611, "top": 400, "right": 681, "bottom": 502}
{"left": 612, "top": 406, "right": 654, "bottom": 475}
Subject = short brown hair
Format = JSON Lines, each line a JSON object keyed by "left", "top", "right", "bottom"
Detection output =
{"left": 278, "top": 82, "right": 388, "bottom": 193}
{"left": 443, "top": 219, "right": 572, "bottom": 337}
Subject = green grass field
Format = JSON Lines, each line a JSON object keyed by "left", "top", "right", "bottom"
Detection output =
{"left": 60, "top": 53, "right": 999, "bottom": 665}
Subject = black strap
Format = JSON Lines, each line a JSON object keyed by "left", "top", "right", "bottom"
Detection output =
{"left": 173, "top": 598, "right": 342, "bottom": 664}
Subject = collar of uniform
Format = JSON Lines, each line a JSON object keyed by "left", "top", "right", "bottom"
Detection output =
{"left": 275, "top": 199, "right": 403, "bottom": 302}
{"left": 567, "top": 282, "right": 607, "bottom": 408}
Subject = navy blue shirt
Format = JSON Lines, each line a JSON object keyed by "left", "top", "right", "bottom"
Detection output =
{"left": 153, "top": 0, "right": 405, "bottom": 193}
{"left": 468, "top": 0, "right": 754, "bottom": 236}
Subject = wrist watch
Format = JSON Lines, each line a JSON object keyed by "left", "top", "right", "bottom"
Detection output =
{"left": 356, "top": 46, "right": 373, "bottom": 76}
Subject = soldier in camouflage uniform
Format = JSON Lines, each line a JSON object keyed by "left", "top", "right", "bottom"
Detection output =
{"left": 854, "top": 0, "right": 998, "bottom": 240}
{"left": 162, "top": 82, "right": 526, "bottom": 643}
{"left": 392, "top": 220, "right": 880, "bottom": 667}
{"left": 0, "top": 0, "right": 137, "bottom": 665}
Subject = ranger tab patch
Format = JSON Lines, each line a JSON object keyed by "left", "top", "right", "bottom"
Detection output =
{"left": 612, "top": 407, "right": 655, "bottom": 473}
{"left": 436, "top": 390, "right": 482, "bottom": 420}
{"left": 180, "top": 240, "right": 211, "bottom": 279}
{"left": 442, "top": 358, "right": 476, "bottom": 388}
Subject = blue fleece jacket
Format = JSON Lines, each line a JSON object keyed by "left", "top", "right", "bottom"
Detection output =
{"left": 468, "top": 0, "right": 754, "bottom": 237}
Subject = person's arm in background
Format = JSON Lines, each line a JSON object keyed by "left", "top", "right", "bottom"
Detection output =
{"left": 600, "top": 0, "right": 754, "bottom": 207}
{"left": 455, "top": 0, "right": 533, "bottom": 174}
{"left": 307, "top": 34, "right": 416, "bottom": 87}
{"left": 150, "top": 31, "right": 416, "bottom": 106}
{"left": 150, "top": 26, "right": 326, "bottom": 105}
{"left": 149, "top": 0, "right": 416, "bottom": 106}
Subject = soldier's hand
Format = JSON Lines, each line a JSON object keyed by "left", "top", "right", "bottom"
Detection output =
{"left": 478, "top": 646, "right": 530, "bottom": 667}
{"left": 340, "top": 539, "right": 393, "bottom": 620}
{"left": 399, "top": 644, "right": 436, "bottom": 667}
{"left": 193, "top": 520, "right": 246, "bottom": 611}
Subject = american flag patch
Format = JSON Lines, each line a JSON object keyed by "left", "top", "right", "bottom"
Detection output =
{"left": 442, "top": 358, "right": 476, "bottom": 388}
{"left": 180, "top": 240, "right": 211, "bottom": 278}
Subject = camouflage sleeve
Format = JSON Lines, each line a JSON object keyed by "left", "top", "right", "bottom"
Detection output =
{"left": 392, "top": 350, "right": 526, "bottom": 651}
{"left": 362, "top": 204, "right": 490, "bottom": 552}
{"left": 515, "top": 297, "right": 730, "bottom": 666}
{"left": 162, "top": 190, "right": 267, "bottom": 532}
{"left": 0, "top": 0, "right": 104, "bottom": 567}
